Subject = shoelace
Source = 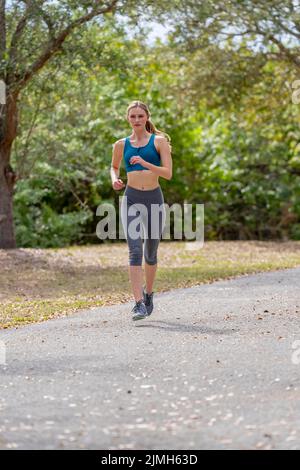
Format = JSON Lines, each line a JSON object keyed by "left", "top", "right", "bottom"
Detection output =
{"left": 133, "top": 300, "right": 144, "bottom": 312}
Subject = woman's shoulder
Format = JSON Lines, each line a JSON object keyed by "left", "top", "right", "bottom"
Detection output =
{"left": 154, "top": 133, "right": 169, "bottom": 143}
{"left": 113, "top": 138, "right": 127, "bottom": 148}
{"left": 153, "top": 133, "right": 170, "bottom": 149}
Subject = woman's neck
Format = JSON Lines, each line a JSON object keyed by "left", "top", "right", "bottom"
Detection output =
{"left": 131, "top": 128, "right": 150, "bottom": 140}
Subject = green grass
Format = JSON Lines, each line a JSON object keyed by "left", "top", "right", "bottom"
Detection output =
{"left": 1, "top": 240, "right": 300, "bottom": 329}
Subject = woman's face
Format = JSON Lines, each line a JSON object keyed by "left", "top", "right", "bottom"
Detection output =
{"left": 127, "top": 107, "right": 148, "bottom": 130}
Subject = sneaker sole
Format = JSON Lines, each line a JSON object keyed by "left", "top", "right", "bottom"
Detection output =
{"left": 132, "top": 313, "right": 148, "bottom": 321}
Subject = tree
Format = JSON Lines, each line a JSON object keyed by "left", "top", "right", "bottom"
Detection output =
{"left": 164, "top": 0, "right": 300, "bottom": 70}
{"left": 0, "top": 0, "right": 140, "bottom": 248}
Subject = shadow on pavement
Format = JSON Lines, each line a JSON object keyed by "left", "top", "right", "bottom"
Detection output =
{"left": 134, "top": 320, "right": 237, "bottom": 335}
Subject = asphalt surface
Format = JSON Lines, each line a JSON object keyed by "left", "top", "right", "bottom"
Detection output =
{"left": 1, "top": 267, "right": 300, "bottom": 450}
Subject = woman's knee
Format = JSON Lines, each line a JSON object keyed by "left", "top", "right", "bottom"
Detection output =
{"left": 129, "top": 245, "right": 143, "bottom": 266}
{"left": 144, "top": 255, "right": 157, "bottom": 265}
{"left": 144, "top": 240, "right": 159, "bottom": 265}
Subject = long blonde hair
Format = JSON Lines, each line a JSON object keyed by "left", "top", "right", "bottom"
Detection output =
{"left": 126, "top": 100, "right": 171, "bottom": 148}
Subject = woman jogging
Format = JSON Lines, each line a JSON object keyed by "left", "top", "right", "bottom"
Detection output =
{"left": 110, "top": 100, "right": 172, "bottom": 321}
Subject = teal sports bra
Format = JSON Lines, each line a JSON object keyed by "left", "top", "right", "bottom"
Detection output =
{"left": 123, "top": 133, "right": 161, "bottom": 173}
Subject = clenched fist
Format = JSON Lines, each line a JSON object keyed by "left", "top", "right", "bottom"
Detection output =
{"left": 112, "top": 178, "right": 125, "bottom": 191}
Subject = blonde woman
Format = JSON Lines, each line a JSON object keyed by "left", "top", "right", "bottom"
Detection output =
{"left": 110, "top": 101, "right": 172, "bottom": 320}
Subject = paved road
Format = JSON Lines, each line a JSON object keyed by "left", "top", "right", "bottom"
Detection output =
{"left": 1, "top": 267, "right": 300, "bottom": 450}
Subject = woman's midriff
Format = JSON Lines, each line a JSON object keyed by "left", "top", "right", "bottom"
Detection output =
{"left": 127, "top": 170, "right": 160, "bottom": 190}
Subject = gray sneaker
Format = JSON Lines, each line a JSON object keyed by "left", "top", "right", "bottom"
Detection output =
{"left": 132, "top": 299, "right": 148, "bottom": 321}
{"left": 143, "top": 287, "right": 154, "bottom": 316}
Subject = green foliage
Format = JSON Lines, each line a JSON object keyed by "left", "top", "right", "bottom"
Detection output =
{"left": 9, "top": 11, "right": 300, "bottom": 246}
{"left": 14, "top": 174, "right": 93, "bottom": 248}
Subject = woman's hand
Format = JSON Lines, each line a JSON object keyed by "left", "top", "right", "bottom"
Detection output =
{"left": 112, "top": 178, "right": 125, "bottom": 191}
{"left": 129, "top": 156, "right": 149, "bottom": 168}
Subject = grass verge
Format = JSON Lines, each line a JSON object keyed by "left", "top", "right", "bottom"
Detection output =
{"left": 1, "top": 240, "right": 300, "bottom": 329}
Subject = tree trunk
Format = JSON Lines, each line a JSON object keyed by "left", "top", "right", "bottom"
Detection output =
{"left": 0, "top": 91, "right": 18, "bottom": 249}
{"left": 0, "top": 158, "right": 16, "bottom": 248}
{"left": 0, "top": 0, "right": 121, "bottom": 249}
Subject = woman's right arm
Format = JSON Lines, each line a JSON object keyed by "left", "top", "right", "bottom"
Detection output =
{"left": 110, "top": 140, "right": 125, "bottom": 191}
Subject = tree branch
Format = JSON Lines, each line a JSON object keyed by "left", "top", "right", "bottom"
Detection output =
{"left": 12, "top": 0, "right": 119, "bottom": 91}
{"left": 268, "top": 11, "right": 300, "bottom": 41}
{"left": 7, "top": 1, "right": 33, "bottom": 81}
{"left": 256, "top": 26, "right": 300, "bottom": 69}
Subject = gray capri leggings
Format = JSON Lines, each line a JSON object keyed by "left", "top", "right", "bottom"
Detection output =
{"left": 121, "top": 185, "right": 166, "bottom": 266}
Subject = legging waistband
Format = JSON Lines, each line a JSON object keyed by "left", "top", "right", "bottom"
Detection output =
{"left": 125, "top": 185, "right": 162, "bottom": 195}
